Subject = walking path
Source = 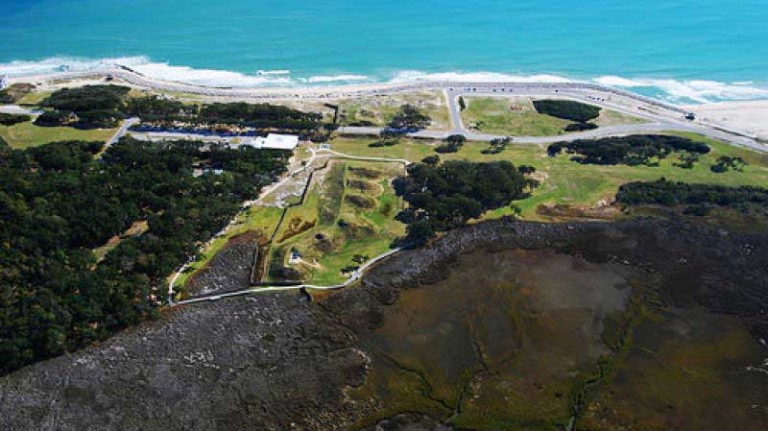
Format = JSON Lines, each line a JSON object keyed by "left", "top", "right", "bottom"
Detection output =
{"left": 174, "top": 246, "right": 403, "bottom": 306}
{"left": 167, "top": 147, "right": 408, "bottom": 305}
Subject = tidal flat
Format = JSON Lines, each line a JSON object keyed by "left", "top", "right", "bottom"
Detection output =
{"left": 1, "top": 218, "right": 766, "bottom": 430}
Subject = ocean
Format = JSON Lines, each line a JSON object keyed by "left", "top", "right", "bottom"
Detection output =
{"left": 1, "top": 0, "right": 767, "bottom": 103}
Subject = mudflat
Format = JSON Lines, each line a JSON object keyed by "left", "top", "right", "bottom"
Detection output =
{"left": 1, "top": 218, "right": 766, "bottom": 430}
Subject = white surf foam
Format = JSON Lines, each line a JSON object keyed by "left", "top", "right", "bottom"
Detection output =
{"left": 300, "top": 74, "right": 370, "bottom": 84}
{"left": 594, "top": 76, "right": 768, "bottom": 103}
{"left": 2, "top": 56, "right": 767, "bottom": 103}
{"left": 389, "top": 70, "right": 574, "bottom": 84}
{"left": 0, "top": 56, "right": 152, "bottom": 76}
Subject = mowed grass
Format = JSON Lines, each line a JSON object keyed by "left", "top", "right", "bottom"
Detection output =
{"left": 15, "top": 90, "right": 52, "bottom": 106}
{"left": 462, "top": 96, "right": 571, "bottom": 136}
{"left": 337, "top": 90, "right": 452, "bottom": 131}
{"left": 0, "top": 121, "right": 118, "bottom": 149}
{"left": 329, "top": 134, "right": 768, "bottom": 220}
{"left": 270, "top": 160, "right": 406, "bottom": 285}
{"left": 461, "top": 96, "right": 646, "bottom": 136}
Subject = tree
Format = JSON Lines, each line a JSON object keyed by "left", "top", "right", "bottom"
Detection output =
{"left": 405, "top": 220, "right": 435, "bottom": 246}
{"left": 711, "top": 156, "right": 748, "bottom": 173}
{"left": 421, "top": 155, "right": 440, "bottom": 165}
{"left": 533, "top": 99, "right": 601, "bottom": 122}
{"left": 395, "top": 160, "right": 538, "bottom": 245}
{"left": 435, "top": 134, "right": 466, "bottom": 154}
{"left": 0, "top": 113, "right": 31, "bottom": 126}
{"left": 388, "top": 104, "right": 431, "bottom": 131}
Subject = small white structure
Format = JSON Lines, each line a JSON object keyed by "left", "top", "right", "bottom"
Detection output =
{"left": 0, "top": 75, "right": 7, "bottom": 90}
{"left": 242, "top": 133, "right": 299, "bottom": 150}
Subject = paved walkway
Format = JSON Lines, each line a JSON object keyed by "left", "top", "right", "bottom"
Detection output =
{"left": 174, "top": 246, "right": 403, "bottom": 306}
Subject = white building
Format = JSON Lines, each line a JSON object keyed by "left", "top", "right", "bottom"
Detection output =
{"left": 241, "top": 133, "right": 299, "bottom": 150}
{"left": 0, "top": 75, "right": 8, "bottom": 90}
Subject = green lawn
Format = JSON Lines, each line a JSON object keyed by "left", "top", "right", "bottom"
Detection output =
{"left": 177, "top": 130, "right": 768, "bottom": 289}
{"left": 15, "top": 90, "right": 52, "bottom": 106}
{"left": 0, "top": 121, "right": 118, "bottom": 149}
{"left": 269, "top": 160, "right": 406, "bottom": 285}
{"left": 329, "top": 134, "right": 768, "bottom": 220}
{"left": 460, "top": 96, "right": 646, "bottom": 136}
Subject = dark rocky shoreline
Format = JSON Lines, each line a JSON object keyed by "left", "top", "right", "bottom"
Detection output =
{"left": 1, "top": 217, "right": 767, "bottom": 430}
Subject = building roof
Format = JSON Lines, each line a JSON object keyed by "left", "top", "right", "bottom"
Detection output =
{"left": 242, "top": 133, "right": 299, "bottom": 150}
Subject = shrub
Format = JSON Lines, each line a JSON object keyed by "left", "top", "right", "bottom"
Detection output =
{"left": 711, "top": 156, "right": 748, "bottom": 173}
{"left": 435, "top": 141, "right": 463, "bottom": 153}
{"left": 388, "top": 104, "right": 431, "bottom": 131}
{"left": 0, "top": 113, "right": 31, "bottom": 126}
{"left": 421, "top": 155, "right": 440, "bottom": 165}
{"left": 547, "top": 135, "right": 710, "bottom": 166}
{"left": 617, "top": 179, "right": 768, "bottom": 214}
{"left": 533, "top": 99, "right": 601, "bottom": 122}
{"left": 564, "top": 122, "right": 598, "bottom": 132}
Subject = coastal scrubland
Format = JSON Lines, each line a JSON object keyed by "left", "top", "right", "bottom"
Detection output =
{"left": 336, "top": 90, "right": 452, "bottom": 130}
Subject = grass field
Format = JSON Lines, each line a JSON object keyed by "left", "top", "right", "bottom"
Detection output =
{"left": 269, "top": 160, "right": 406, "bottom": 285}
{"left": 460, "top": 96, "right": 646, "bottom": 136}
{"left": 15, "top": 90, "right": 52, "bottom": 106}
{"left": 0, "top": 121, "right": 118, "bottom": 149}
{"left": 329, "top": 134, "right": 768, "bottom": 220}
{"left": 337, "top": 90, "right": 452, "bottom": 131}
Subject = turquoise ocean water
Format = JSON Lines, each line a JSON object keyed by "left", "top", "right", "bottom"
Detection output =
{"left": 1, "top": 0, "right": 767, "bottom": 103}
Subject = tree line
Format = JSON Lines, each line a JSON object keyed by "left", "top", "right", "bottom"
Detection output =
{"left": 0, "top": 137, "right": 289, "bottom": 375}
{"left": 547, "top": 135, "right": 710, "bottom": 166}
{"left": 32, "top": 85, "right": 326, "bottom": 133}
{"left": 616, "top": 178, "right": 768, "bottom": 215}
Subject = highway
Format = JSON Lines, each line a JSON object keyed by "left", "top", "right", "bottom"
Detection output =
{"left": 339, "top": 86, "right": 767, "bottom": 154}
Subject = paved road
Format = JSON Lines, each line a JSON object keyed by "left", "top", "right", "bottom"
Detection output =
{"left": 0, "top": 105, "right": 42, "bottom": 116}
{"left": 339, "top": 86, "right": 767, "bottom": 153}
{"left": 104, "top": 117, "right": 139, "bottom": 150}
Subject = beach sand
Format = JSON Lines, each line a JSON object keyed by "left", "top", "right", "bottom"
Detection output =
{"left": 687, "top": 101, "right": 768, "bottom": 140}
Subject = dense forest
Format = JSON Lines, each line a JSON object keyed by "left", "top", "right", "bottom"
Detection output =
{"left": 547, "top": 135, "right": 710, "bottom": 166}
{"left": 0, "top": 137, "right": 289, "bottom": 374}
{"left": 37, "top": 85, "right": 131, "bottom": 129}
{"left": 616, "top": 179, "right": 768, "bottom": 215}
{"left": 32, "top": 85, "right": 325, "bottom": 133}
{"left": 394, "top": 161, "right": 538, "bottom": 244}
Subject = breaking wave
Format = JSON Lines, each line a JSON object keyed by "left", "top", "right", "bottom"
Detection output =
{"left": 1, "top": 56, "right": 767, "bottom": 104}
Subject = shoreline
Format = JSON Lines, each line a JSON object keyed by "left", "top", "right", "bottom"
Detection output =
{"left": 8, "top": 66, "right": 690, "bottom": 110}
{"left": 7, "top": 67, "right": 768, "bottom": 147}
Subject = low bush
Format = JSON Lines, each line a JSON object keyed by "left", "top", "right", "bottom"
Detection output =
{"left": 533, "top": 99, "right": 601, "bottom": 122}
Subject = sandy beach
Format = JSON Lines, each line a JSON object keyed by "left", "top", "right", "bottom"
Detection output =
{"left": 7, "top": 68, "right": 768, "bottom": 151}
{"left": 687, "top": 101, "right": 768, "bottom": 140}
